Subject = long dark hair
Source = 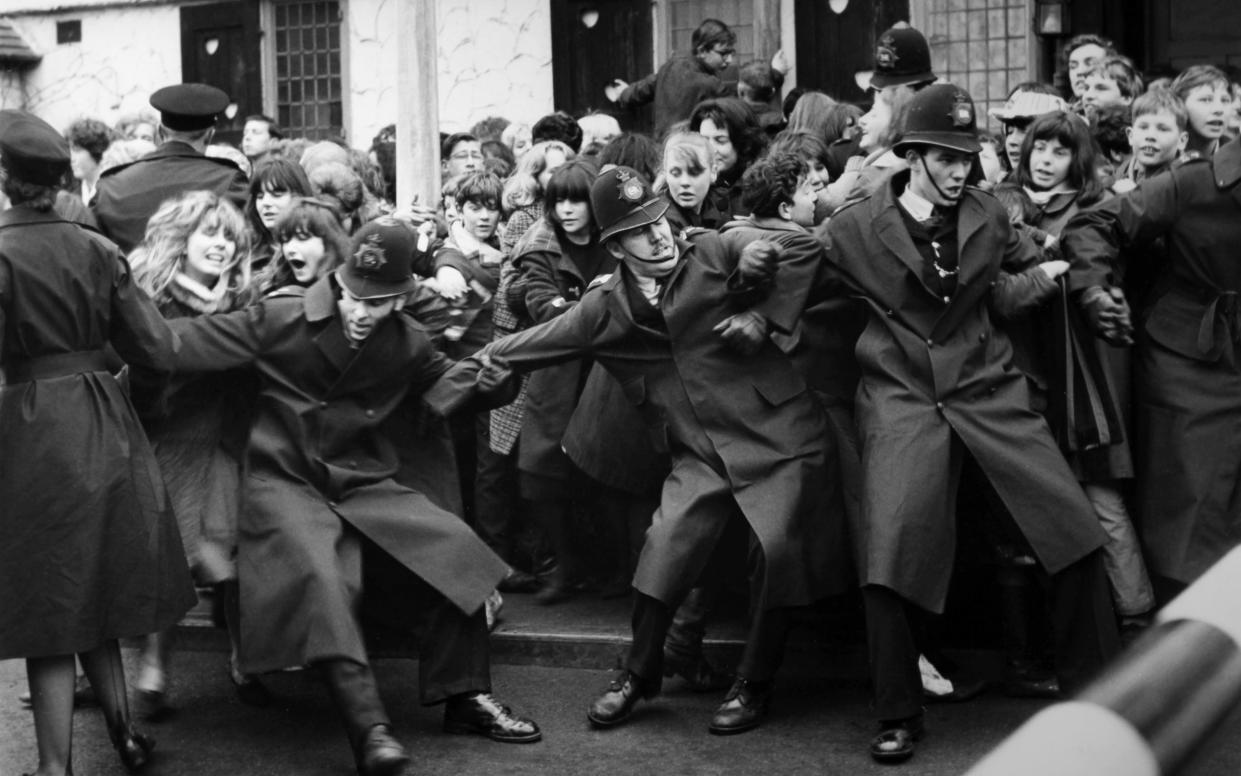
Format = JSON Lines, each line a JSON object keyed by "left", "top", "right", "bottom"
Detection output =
{"left": 688, "top": 98, "right": 768, "bottom": 184}
{"left": 542, "top": 159, "right": 599, "bottom": 237}
{"left": 1015, "top": 111, "right": 1105, "bottom": 206}
{"left": 245, "top": 158, "right": 314, "bottom": 242}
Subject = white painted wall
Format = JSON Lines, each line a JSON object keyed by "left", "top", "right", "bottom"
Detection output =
{"left": 2, "top": 6, "right": 181, "bottom": 132}
{"left": 1, "top": 0, "right": 557, "bottom": 147}
{"left": 346, "top": 0, "right": 554, "bottom": 144}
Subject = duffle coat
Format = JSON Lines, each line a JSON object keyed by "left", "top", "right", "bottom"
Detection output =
{"left": 463, "top": 231, "right": 849, "bottom": 608}
{"left": 0, "top": 207, "right": 196, "bottom": 660}
{"left": 1063, "top": 140, "right": 1241, "bottom": 583}
{"left": 168, "top": 275, "right": 508, "bottom": 672}
{"left": 824, "top": 174, "right": 1106, "bottom": 613}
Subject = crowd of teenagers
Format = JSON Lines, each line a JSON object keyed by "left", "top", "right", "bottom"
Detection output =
{"left": 3, "top": 14, "right": 1241, "bottom": 776}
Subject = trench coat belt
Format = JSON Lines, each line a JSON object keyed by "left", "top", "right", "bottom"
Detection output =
{"left": 1167, "top": 276, "right": 1241, "bottom": 359}
{"left": 1, "top": 349, "right": 109, "bottom": 384}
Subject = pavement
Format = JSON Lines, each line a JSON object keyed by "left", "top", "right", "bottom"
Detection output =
{"left": 3, "top": 592, "right": 1241, "bottom": 775}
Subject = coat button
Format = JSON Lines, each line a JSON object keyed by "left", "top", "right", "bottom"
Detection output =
{"left": 979, "top": 333, "right": 987, "bottom": 342}
{"left": 936, "top": 401, "right": 945, "bottom": 411}
{"left": 319, "top": 401, "right": 328, "bottom": 409}
{"left": 365, "top": 409, "right": 376, "bottom": 418}
{"left": 886, "top": 309, "right": 896, "bottom": 317}
{"left": 926, "top": 339, "right": 934, "bottom": 347}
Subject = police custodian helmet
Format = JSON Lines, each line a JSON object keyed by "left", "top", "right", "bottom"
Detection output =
{"left": 892, "top": 84, "right": 982, "bottom": 156}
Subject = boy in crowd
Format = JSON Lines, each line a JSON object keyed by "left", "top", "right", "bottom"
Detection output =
{"left": 1080, "top": 55, "right": 1144, "bottom": 114}
{"left": 442, "top": 166, "right": 849, "bottom": 736}
{"left": 1113, "top": 88, "right": 1189, "bottom": 192}
{"left": 738, "top": 60, "right": 786, "bottom": 134}
{"left": 1171, "top": 64, "right": 1235, "bottom": 158}
{"left": 434, "top": 171, "right": 506, "bottom": 357}
{"left": 167, "top": 219, "right": 540, "bottom": 776}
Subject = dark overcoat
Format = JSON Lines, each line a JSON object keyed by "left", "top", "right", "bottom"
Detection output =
{"left": 1063, "top": 140, "right": 1241, "bottom": 583}
{"left": 616, "top": 54, "right": 732, "bottom": 138}
{"left": 0, "top": 207, "right": 196, "bottom": 659}
{"left": 168, "top": 276, "right": 508, "bottom": 672}
{"left": 92, "top": 140, "right": 248, "bottom": 254}
{"left": 510, "top": 221, "right": 615, "bottom": 481}
{"left": 824, "top": 174, "right": 1106, "bottom": 613}
{"left": 459, "top": 231, "right": 850, "bottom": 608}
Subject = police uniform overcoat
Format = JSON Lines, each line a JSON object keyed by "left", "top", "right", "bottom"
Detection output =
{"left": 168, "top": 276, "right": 508, "bottom": 672}
{"left": 470, "top": 231, "right": 849, "bottom": 608}
{"left": 0, "top": 207, "right": 196, "bottom": 659}
{"left": 1063, "top": 139, "right": 1241, "bottom": 583}
{"left": 825, "top": 174, "right": 1106, "bottom": 613}
{"left": 92, "top": 140, "right": 248, "bottom": 254}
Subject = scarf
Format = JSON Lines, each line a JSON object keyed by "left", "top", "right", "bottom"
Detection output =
{"left": 169, "top": 272, "right": 230, "bottom": 315}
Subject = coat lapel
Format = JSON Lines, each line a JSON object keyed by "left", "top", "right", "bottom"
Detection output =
{"left": 871, "top": 191, "right": 940, "bottom": 300}
{"left": 952, "top": 194, "right": 991, "bottom": 290}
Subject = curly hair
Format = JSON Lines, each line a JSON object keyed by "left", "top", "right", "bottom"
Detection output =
{"left": 65, "top": 118, "right": 116, "bottom": 162}
{"left": 740, "top": 151, "right": 807, "bottom": 218}
{"left": 309, "top": 161, "right": 365, "bottom": 226}
{"left": 501, "top": 140, "right": 576, "bottom": 213}
{"left": 0, "top": 171, "right": 58, "bottom": 211}
{"left": 597, "top": 133, "right": 661, "bottom": 183}
{"left": 129, "top": 191, "right": 254, "bottom": 308}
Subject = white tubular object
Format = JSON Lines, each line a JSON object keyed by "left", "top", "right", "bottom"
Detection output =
{"left": 964, "top": 702, "right": 1159, "bottom": 776}
{"left": 1158, "top": 546, "right": 1241, "bottom": 647}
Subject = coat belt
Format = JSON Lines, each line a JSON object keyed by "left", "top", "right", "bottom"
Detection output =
{"left": 1, "top": 349, "right": 109, "bottom": 384}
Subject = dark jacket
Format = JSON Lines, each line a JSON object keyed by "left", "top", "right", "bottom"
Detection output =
{"left": 1063, "top": 139, "right": 1241, "bottom": 583}
{"left": 458, "top": 231, "right": 850, "bottom": 609}
{"left": 824, "top": 173, "right": 1106, "bottom": 612}
{"left": 0, "top": 207, "right": 195, "bottom": 660}
{"left": 168, "top": 275, "right": 509, "bottom": 672}
{"left": 509, "top": 220, "right": 615, "bottom": 480}
{"left": 93, "top": 141, "right": 248, "bottom": 254}
{"left": 617, "top": 54, "right": 732, "bottom": 137}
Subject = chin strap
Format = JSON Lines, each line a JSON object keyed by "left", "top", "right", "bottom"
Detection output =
{"left": 916, "top": 152, "right": 964, "bottom": 205}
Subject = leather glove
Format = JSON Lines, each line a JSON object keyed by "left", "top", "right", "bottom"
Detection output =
{"left": 1081, "top": 286, "right": 1133, "bottom": 345}
{"left": 713, "top": 310, "right": 769, "bottom": 355}
{"left": 736, "top": 240, "right": 781, "bottom": 284}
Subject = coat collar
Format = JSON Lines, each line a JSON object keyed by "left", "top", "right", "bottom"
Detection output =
{"left": 1213, "top": 137, "right": 1241, "bottom": 189}
{"left": 0, "top": 206, "right": 67, "bottom": 230}
{"left": 869, "top": 171, "right": 991, "bottom": 301}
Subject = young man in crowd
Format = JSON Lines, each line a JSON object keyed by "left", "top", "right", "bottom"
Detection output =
{"left": 1080, "top": 55, "right": 1144, "bottom": 114}
{"left": 166, "top": 219, "right": 540, "bottom": 776}
{"left": 442, "top": 132, "right": 485, "bottom": 179}
{"left": 441, "top": 166, "right": 849, "bottom": 736}
{"left": 823, "top": 84, "right": 1119, "bottom": 764}
{"left": 241, "top": 113, "right": 282, "bottom": 162}
{"left": 606, "top": 18, "right": 737, "bottom": 137}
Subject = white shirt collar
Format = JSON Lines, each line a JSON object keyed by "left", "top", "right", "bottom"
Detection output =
{"left": 898, "top": 184, "right": 937, "bottom": 222}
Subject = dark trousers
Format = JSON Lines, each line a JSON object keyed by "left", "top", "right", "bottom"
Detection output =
{"left": 356, "top": 537, "right": 492, "bottom": 705}
{"left": 473, "top": 417, "right": 522, "bottom": 563}
{"left": 627, "top": 593, "right": 794, "bottom": 689}
{"left": 863, "top": 549, "right": 1119, "bottom": 722}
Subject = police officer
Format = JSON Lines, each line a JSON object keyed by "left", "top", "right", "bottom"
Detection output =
{"left": 92, "top": 82, "right": 248, "bottom": 254}
{"left": 822, "top": 84, "right": 1119, "bottom": 763}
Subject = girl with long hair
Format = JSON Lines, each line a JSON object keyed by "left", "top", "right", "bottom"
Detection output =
{"left": 244, "top": 158, "right": 314, "bottom": 273}
{"left": 253, "top": 197, "right": 352, "bottom": 295}
{"left": 127, "top": 191, "right": 268, "bottom": 717}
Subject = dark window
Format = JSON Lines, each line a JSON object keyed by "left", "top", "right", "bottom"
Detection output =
{"left": 56, "top": 20, "right": 82, "bottom": 44}
{"left": 273, "top": 0, "right": 343, "bottom": 140}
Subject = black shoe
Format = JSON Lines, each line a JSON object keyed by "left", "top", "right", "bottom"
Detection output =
{"left": 924, "top": 675, "right": 987, "bottom": 703}
{"left": 497, "top": 569, "right": 541, "bottom": 594}
{"left": 110, "top": 724, "right": 155, "bottom": 773}
{"left": 354, "top": 724, "right": 410, "bottom": 776}
{"left": 444, "top": 692, "right": 541, "bottom": 743}
{"left": 587, "top": 671, "right": 652, "bottom": 728}
{"left": 534, "top": 577, "right": 577, "bottom": 605}
{"left": 870, "top": 716, "right": 925, "bottom": 764}
{"left": 135, "top": 689, "right": 174, "bottom": 722}
{"left": 708, "top": 677, "right": 772, "bottom": 735}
